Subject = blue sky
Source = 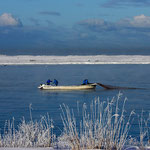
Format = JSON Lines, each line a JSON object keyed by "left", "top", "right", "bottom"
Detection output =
{"left": 0, "top": 0, "right": 150, "bottom": 55}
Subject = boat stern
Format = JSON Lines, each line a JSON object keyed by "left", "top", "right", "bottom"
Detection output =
{"left": 38, "top": 84, "right": 45, "bottom": 89}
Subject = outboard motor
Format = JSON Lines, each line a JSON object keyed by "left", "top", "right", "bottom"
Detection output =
{"left": 38, "top": 84, "right": 44, "bottom": 89}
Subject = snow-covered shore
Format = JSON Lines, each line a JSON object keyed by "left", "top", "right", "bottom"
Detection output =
{"left": 0, "top": 148, "right": 54, "bottom": 150}
{"left": 0, "top": 146, "right": 150, "bottom": 150}
{"left": 0, "top": 55, "right": 150, "bottom": 65}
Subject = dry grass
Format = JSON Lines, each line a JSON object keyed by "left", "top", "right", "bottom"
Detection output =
{"left": 59, "top": 92, "right": 141, "bottom": 150}
{"left": 0, "top": 94, "right": 149, "bottom": 149}
{"left": 0, "top": 105, "right": 55, "bottom": 148}
{"left": 138, "top": 111, "right": 150, "bottom": 149}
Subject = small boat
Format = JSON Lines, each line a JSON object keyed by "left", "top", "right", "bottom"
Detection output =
{"left": 38, "top": 83, "right": 97, "bottom": 90}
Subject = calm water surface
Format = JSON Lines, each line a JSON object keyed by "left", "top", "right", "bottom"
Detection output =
{"left": 0, "top": 65, "right": 150, "bottom": 137}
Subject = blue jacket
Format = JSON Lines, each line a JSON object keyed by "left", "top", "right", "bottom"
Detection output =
{"left": 47, "top": 79, "right": 52, "bottom": 85}
{"left": 53, "top": 79, "right": 58, "bottom": 86}
{"left": 83, "top": 79, "right": 89, "bottom": 85}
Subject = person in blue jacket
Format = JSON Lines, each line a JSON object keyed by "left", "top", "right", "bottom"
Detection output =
{"left": 53, "top": 79, "right": 58, "bottom": 86}
{"left": 83, "top": 79, "right": 89, "bottom": 85}
{"left": 46, "top": 79, "right": 52, "bottom": 85}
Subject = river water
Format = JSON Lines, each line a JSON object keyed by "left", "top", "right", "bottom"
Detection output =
{"left": 0, "top": 64, "right": 150, "bottom": 138}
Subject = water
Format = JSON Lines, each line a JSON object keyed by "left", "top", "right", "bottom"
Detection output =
{"left": 1, "top": 48, "right": 150, "bottom": 56}
{"left": 0, "top": 64, "right": 150, "bottom": 138}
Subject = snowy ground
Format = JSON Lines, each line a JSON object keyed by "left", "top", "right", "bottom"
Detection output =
{"left": 0, "top": 146, "right": 150, "bottom": 150}
{"left": 0, "top": 55, "right": 150, "bottom": 65}
{"left": 0, "top": 148, "right": 54, "bottom": 150}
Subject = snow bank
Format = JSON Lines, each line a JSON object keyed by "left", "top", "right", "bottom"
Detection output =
{"left": 0, "top": 148, "right": 54, "bottom": 150}
{"left": 0, "top": 55, "right": 150, "bottom": 65}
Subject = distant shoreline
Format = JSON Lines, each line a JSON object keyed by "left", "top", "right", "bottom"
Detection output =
{"left": 0, "top": 55, "right": 150, "bottom": 65}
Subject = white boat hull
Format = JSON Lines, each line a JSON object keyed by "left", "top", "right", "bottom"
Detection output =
{"left": 38, "top": 84, "right": 97, "bottom": 90}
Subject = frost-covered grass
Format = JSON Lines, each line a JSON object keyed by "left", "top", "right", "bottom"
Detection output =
{"left": 59, "top": 92, "right": 150, "bottom": 150}
{"left": 0, "top": 111, "right": 55, "bottom": 148}
{"left": 138, "top": 111, "right": 150, "bottom": 149}
{"left": 0, "top": 93, "right": 149, "bottom": 149}
{"left": 59, "top": 92, "right": 132, "bottom": 149}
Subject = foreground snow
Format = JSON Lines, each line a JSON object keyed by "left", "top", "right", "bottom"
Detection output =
{"left": 0, "top": 146, "right": 150, "bottom": 150}
{"left": 0, "top": 148, "right": 53, "bottom": 150}
{"left": 0, "top": 55, "right": 150, "bottom": 65}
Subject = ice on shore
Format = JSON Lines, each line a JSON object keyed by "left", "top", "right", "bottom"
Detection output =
{"left": 0, "top": 55, "right": 150, "bottom": 65}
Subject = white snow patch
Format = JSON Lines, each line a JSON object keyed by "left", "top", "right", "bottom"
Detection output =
{"left": 0, "top": 148, "right": 54, "bottom": 150}
{"left": 0, "top": 55, "right": 150, "bottom": 65}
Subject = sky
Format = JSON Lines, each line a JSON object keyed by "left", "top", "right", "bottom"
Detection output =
{"left": 0, "top": 0, "right": 150, "bottom": 55}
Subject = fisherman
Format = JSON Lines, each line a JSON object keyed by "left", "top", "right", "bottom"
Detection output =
{"left": 46, "top": 79, "right": 52, "bottom": 85}
{"left": 83, "top": 79, "right": 89, "bottom": 85}
{"left": 53, "top": 79, "right": 58, "bottom": 86}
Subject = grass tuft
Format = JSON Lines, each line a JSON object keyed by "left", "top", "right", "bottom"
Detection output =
{"left": 0, "top": 93, "right": 149, "bottom": 149}
{"left": 0, "top": 113, "right": 55, "bottom": 148}
{"left": 59, "top": 92, "right": 135, "bottom": 150}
